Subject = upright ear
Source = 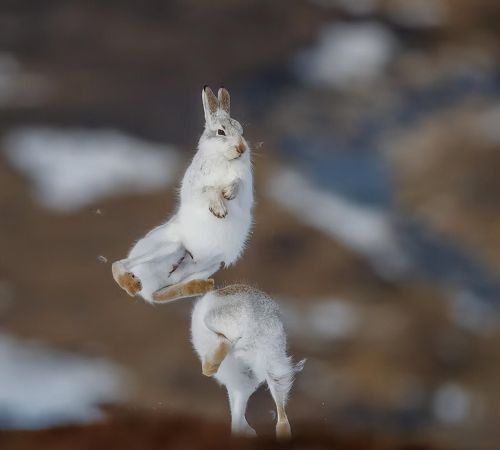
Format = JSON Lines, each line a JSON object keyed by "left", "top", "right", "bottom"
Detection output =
{"left": 202, "top": 85, "right": 218, "bottom": 124}
{"left": 218, "top": 87, "right": 230, "bottom": 115}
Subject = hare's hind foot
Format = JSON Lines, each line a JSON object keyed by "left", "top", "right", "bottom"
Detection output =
{"left": 112, "top": 261, "right": 142, "bottom": 296}
{"left": 152, "top": 278, "right": 214, "bottom": 303}
{"left": 276, "top": 418, "right": 291, "bottom": 441}
{"left": 202, "top": 335, "right": 231, "bottom": 377}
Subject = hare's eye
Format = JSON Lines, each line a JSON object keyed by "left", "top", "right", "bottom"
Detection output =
{"left": 217, "top": 129, "right": 226, "bottom": 136}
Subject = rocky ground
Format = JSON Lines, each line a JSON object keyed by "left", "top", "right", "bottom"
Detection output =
{"left": 0, "top": 412, "right": 435, "bottom": 450}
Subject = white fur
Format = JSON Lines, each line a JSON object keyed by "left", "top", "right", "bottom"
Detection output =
{"left": 177, "top": 138, "right": 253, "bottom": 264}
{"left": 114, "top": 87, "right": 253, "bottom": 302}
{"left": 191, "top": 285, "right": 304, "bottom": 438}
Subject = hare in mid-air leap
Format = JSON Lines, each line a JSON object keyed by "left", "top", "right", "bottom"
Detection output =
{"left": 112, "top": 86, "right": 253, "bottom": 303}
{"left": 191, "top": 284, "right": 305, "bottom": 440}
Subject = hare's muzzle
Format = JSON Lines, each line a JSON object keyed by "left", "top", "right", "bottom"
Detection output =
{"left": 235, "top": 140, "right": 246, "bottom": 155}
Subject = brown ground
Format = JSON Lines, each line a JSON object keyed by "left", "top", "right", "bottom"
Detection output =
{"left": 0, "top": 412, "right": 434, "bottom": 450}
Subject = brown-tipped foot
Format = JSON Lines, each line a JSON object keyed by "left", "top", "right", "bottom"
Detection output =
{"left": 209, "top": 204, "right": 227, "bottom": 218}
{"left": 276, "top": 419, "right": 291, "bottom": 441}
{"left": 152, "top": 278, "right": 215, "bottom": 303}
{"left": 112, "top": 262, "right": 142, "bottom": 297}
{"left": 202, "top": 360, "right": 220, "bottom": 377}
{"left": 222, "top": 182, "right": 238, "bottom": 200}
{"left": 119, "top": 272, "right": 142, "bottom": 297}
{"left": 202, "top": 337, "right": 231, "bottom": 377}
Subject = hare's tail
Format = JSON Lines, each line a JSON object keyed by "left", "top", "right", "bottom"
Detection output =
{"left": 293, "top": 358, "right": 306, "bottom": 374}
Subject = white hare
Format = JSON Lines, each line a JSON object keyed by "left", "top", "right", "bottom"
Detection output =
{"left": 112, "top": 86, "right": 253, "bottom": 303}
{"left": 191, "top": 284, "right": 305, "bottom": 440}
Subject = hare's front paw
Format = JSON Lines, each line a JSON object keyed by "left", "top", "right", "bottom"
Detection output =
{"left": 209, "top": 197, "right": 227, "bottom": 218}
{"left": 222, "top": 182, "right": 239, "bottom": 201}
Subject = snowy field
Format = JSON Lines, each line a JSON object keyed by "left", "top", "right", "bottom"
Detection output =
{"left": 3, "top": 128, "right": 180, "bottom": 212}
{"left": 0, "top": 332, "right": 128, "bottom": 429}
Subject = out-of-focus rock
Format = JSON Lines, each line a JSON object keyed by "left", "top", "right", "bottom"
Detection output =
{"left": 384, "top": 104, "right": 500, "bottom": 270}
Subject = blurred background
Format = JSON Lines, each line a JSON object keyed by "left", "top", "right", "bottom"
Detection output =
{"left": 1, "top": 1, "right": 500, "bottom": 449}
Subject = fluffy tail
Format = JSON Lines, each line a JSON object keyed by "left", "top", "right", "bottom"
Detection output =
{"left": 294, "top": 358, "right": 306, "bottom": 374}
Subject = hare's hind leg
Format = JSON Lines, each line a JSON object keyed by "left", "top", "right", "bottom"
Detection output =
{"left": 165, "top": 255, "right": 223, "bottom": 288}
{"left": 202, "top": 334, "right": 231, "bottom": 377}
{"left": 220, "top": 357, "right": 259, "bottom": 437}
{"left": 227, "top": 383, "right": 257, "bottom": 437}
{"left": 112, "top": 244, "right": 185, "bottom": 297}
{"left": 274, "top": 401, "right": 291, "bottom": 441}
{"left": 152, "top": 278, "right": 214, "bottom": 303}
{"left": 266, "top": 363, "right": 293, "bottom": 441}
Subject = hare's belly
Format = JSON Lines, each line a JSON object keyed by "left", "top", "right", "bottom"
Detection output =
{"left": 178, "top": 203, "right": 251, "bottom": 264}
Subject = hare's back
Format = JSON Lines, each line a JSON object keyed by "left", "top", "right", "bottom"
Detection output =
{"left": 205, "top": 285, "right": 285, "bottom": 343}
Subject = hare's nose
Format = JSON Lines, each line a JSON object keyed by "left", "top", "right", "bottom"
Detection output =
{"left": 235, "top": 140, "right": 246, "bottom": 155}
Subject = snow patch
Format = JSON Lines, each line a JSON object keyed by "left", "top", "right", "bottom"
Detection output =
{"left": 0, "top": 333, "right": 128, "bottom": 429}
{"left": 432, "top": 383, "right": 471, "bottom": 425}
{"left": 293, "top": 22, "right": 398, "bottom": 89}
{"left": 267, "top": 167, "right": 408, "bottom": 278}
{"left": 3, "top": 127, "right": 181, "bottom": 212}
{"left": 281, "top": 298, "right": 360, "bottom": 341}
{"left": 308, "top": 300, "right": 360, "bottom": 339}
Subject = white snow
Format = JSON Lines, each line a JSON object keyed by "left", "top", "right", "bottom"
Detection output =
{"left": 280, "top": 298, "right": 360, "bottom": 342}
{"left": 432, "top": 383, "right": 471, "bottom": 425}
{"left": 0, "top": 332, "right": 128, "bottom": 429}
{"left": 3, "top": 127, "right": 181, "bottom": 212}
{"left": 293, "top": 22, "right": 398, "bottom": 89}
{"left": 308, "top": 300, "right": 360, "bottom": 339}
{"left": 267, "top": 167, "right": 408, "bottom": 278}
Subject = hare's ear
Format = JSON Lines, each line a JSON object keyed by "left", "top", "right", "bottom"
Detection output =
{"left": 218, "top": 87, "right": 230, "bottom": 115}
{"left": 202, "top": 85, "right": 218, "bottom": 124}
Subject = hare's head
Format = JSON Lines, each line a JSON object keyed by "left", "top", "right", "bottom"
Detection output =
{"left": 201, "top": 86, "right": 248, "bottom": 160}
